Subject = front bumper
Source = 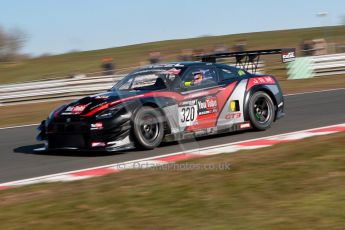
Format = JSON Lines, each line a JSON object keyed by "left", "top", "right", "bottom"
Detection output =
{"left": 275, "top": 101, "right": 285, "bottom": 120}
{"left": 37, "top": 118, "right": 134, "bottom": 152}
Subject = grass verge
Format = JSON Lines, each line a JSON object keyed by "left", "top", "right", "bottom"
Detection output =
{"left": 1, "top": 132, "right": 345, "bottom": 229}
{"left": 0, "top": 100, "right": 71, "bottom": 127}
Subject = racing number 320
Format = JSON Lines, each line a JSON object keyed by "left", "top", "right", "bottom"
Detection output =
{"left": 180, "top": 106, "right": 196, "bottom": 123}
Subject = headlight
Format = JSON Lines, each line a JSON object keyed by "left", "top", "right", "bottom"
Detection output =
{"left": 96, "top": 105, "right": 123, "bottom": 120}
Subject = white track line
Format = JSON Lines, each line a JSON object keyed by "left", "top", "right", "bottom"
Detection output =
{"left": 0, "top": 123, "right": 39, "bottom": 130}
{"left": 284, "top": 87, "right": 345, "bottom": 96}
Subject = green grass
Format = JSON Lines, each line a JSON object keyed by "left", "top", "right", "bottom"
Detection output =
{"left": 1, "top": 132, "right": 345, "bottom": 229}
{"left": 1, "top": 26, "right": 345, "bottom": 84}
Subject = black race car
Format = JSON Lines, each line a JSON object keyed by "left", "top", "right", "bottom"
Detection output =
{"left": 37, "top": 49, "right": 295, "bottom": 152}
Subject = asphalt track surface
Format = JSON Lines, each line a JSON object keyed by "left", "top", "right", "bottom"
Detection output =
{"left": 0, "top": 89, "right": 344, "bottom": 183}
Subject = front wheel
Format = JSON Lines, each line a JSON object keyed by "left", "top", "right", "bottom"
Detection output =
{"left": 248, "top": 91, "right": 275, "bottom": 130}
{"left": 132, "top": 106, "right": 164, "bottom": 150}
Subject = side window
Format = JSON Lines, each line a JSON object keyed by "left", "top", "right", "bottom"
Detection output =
{"left": 218, "top": 67, "right": 240, "bottom": 81}
{"left": 181, "top": 67, "right": 218, "bottom": 90}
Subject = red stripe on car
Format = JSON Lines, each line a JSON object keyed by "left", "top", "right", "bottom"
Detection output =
{"left": 81, "top": 90, "right": 220, "bottom": 117}
{"left": 246, "top": 76, "right": 276, "bottom": 91}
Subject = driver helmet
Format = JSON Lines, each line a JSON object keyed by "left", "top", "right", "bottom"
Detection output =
{"left": 193, "top": 72, "right": 204, "bottom": 84}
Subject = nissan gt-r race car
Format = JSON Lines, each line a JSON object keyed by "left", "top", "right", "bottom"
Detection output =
{"left": 37, "top": 49, "right": 295, "bottom": 152}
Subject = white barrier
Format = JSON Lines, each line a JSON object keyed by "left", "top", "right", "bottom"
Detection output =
{"left": 288, "top": 53, "right": 345, "bottom": 79}
{"left": 311, "top": 53, "right": 345, "bottom": 76}
{"left": 0, "top": 74, "right": 125, "bottom": 105}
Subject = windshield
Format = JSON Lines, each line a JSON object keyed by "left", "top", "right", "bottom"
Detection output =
{"left": 112, "top": 67, "right": 185, "bottom": 91}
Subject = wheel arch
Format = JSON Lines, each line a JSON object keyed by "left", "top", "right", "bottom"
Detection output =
{"left": 134, "top": 98, "right": 173, "bottom": 135}
{"left": 243, "top": 85, "right": 278, "bottom": 122}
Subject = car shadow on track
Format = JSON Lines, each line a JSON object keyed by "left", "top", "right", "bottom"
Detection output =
{"left": 13, "top": 129, "right": 258, "bottom": 157}
{"left": 13, "top": 144, "right": 128, "bottom": 157}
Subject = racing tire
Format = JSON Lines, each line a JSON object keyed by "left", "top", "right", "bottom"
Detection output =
{"left": 132, "top": 106, "right": 164, "bottom": 150}
{"left": 248, "top": 91, "right": 275, "bottom": 130}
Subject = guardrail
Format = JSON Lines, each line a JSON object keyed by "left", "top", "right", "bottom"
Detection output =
{"left": 0, "top": 74, "right": 125, "bottom": 105}
{"left": 288, "top": 53, "right": 345, "bottom": 79}
{"left": 312, "top": 53, "right": 345, "bottom": 76}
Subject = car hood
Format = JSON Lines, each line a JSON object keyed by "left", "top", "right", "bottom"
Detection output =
{"left": 59, "top": 90, "right": 141, "bottom": 117}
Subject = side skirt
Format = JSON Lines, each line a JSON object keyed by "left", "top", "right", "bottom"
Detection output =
{"left": 163, "top": 121, "right": 252, "bottom": 142}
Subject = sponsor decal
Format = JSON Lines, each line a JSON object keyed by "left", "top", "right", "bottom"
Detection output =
{"left": 62, "top": 104, "right": 88, "bottom": 115}
{"left": 281, "top": 48, "right": 296, "bottom": 63}
{"left": 179, "top": 95, "right": 219, "bottom": 128}
{"left": 197, "top": 96, "right": 218, "bottom": 115}
{"left": 61, "top": 103, "right": 91, "bottom": 115}
{"left": 225, "top": 112, "right": 242, "bottom": 120}
{"left": 72, "top": 105, "right": 87, "bottom": 114}
{"left": 246, "top": 76, "right": 275, "bottom": 91}
{"left": 178, "top": 100, "right": 198, "bottom": 127}
{"left": 95, "top": 95, "right": 109, "bottom": 100}
{"left": 91, "top": 122, "right": 103, "bottom": 130}
{"left": 64, "top": 106, "right": 73, "bottom": 112}
{"left": 91, "top": 142, "right": 106, "bottom": 147}
{"left": 206, "top": 97, "right": 218, "bottom": 109}
{"left": 240, "top": 122, "right": 251, "bottom": 129}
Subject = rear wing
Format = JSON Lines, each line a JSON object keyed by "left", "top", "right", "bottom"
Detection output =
{"left": 198, "top": 48, "right": 296, "bottom": 73}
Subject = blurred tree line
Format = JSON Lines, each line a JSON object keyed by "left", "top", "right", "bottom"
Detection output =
{"left": 0, "top": 26, "right": 27, "bottom": 62}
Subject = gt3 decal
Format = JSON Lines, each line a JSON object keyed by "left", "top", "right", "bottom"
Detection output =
{"left": 225, "top": 112, "right": 241, "bottom": 120}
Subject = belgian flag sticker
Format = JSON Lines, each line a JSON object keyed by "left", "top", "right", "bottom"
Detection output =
{"left": 230, "top": 100, "right": 240, "bottom": 112}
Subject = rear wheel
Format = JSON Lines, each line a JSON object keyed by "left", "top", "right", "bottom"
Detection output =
{"left": 248, "top": 91, "right": 275, "bottom": 130}
{"left": 132, "top": 106, "right": 164, "bottom": 149}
